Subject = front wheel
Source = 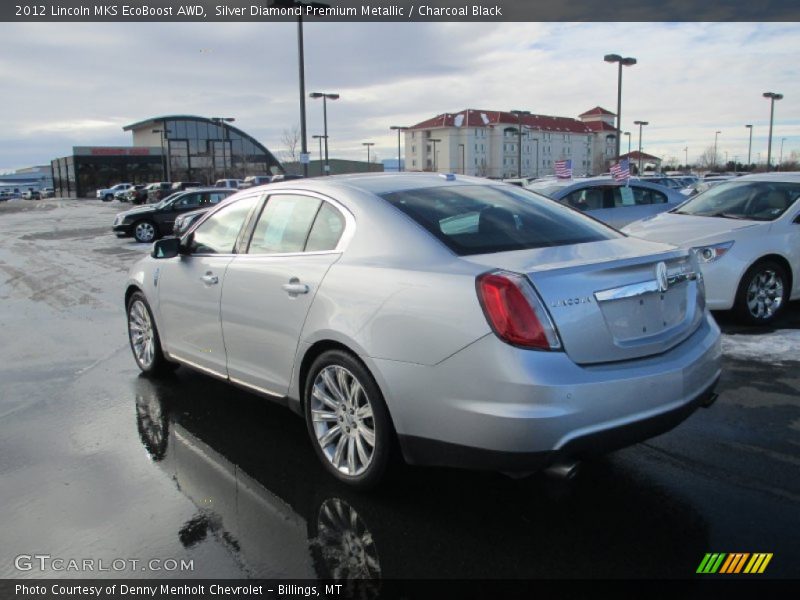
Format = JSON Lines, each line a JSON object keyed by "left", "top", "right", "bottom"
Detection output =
{"left": 133, "top": 220, "right": 158, "bottom": 243}
{"left": 734, "top": 260, "right": 789, "bottom": 325}
{"left": 127, "top": 292, "right": 174, "bottom": 374}
{"left": 103, "top": 194, "right": 113, "bottom": 202}
{"left": 305, "top": 350, "right": 393, "bottom": 489}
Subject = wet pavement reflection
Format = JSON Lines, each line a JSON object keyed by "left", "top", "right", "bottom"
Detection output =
{"left": 132, "top": 370, "right": 712, "bottom": 579}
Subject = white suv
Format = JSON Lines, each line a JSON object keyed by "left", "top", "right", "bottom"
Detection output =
{"left": 97, "top": 183, "right": 133, "bottom": 202}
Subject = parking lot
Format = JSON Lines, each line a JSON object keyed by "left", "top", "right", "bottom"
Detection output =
{"left": 1, "top": 198, "right": 799, "bottom": 579}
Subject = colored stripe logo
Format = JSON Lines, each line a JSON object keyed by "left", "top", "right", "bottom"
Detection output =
{"left": 697, "top": 553, "right": 773, "bottom": 574}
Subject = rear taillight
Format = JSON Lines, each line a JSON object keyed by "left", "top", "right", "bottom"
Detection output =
{"left": 476, "top": 271, "right": 561, "bottom": 350}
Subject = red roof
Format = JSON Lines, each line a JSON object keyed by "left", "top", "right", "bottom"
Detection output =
{"left": 621, "top": 150, "right": 661, "bottom": 161}
{"left": 579, "top": 106, "right": 616, "bottom": 117}
{"left": 584, "top": 121, "right": 617, "bottom": 132}
{"left": 409, "top": 109, "right": 595, "bottom": 134}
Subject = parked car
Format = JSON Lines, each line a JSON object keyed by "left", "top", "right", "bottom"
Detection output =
{"left": 269, "top": 174, "right": 304, "bottom": 183}
{"left": 526, "top": 177, "right": 686, "bottom": 229}
{"left": 641, "top": 176, "right": 684, "bottom": 190}
{"left": 39, "top": 187, "right": 55, "bottom": 199}
{"left": 623, "top": 173, "right": 800, "bottom": 324}
{"left": 240, "top": 175, "right": 274, "bottom": 188}
{"left": 113, "top": 187, "right": 236, "bottom": 242}
{"left": 170, "top": 181, "right": 202, "bottom": 192}
{"left": 144, "top": 182, "right": 172, "bottom": 203}
{"left": 679, "top": 176, "right": 735, "bottom": 197}
{"left": 22, "top": 188, "right": 41, "bottom": 200}
{"left": 97, "top": 183, "right": 133, "bottom": 202}
{"left": 124, "top": 173, "right": 721, "bottom": 488}
{"left": 171, "top": 206, "right": 210, "bottom": 237}
{"left": 214, "top": 179, "right": 243, "bottom": 189}
{"left": 125, "top": 185, "right": 148, "bottom": 204}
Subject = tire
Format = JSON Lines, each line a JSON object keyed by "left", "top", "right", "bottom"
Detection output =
{"left": 126, "top": 292, "right": 173, "bottom": 375}
{"left": 304, "top": 350, "right": 393, "bottom": 489}
{"left": 103, "top": 194, "right": 113, "bottom": 202}
{"left": 733, "top": 259, "right": 789, "bottom": 325}
{"left": 133, "top": 219, "right": 158, "bottom": 243}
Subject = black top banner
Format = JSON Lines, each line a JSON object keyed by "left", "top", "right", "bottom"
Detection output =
{"left": 3, "top": 0, "right": 800, "bottom": 22}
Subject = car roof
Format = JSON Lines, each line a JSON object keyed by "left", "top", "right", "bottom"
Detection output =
{"left": 731, "top": 172, "right": 800, "bottom": 182}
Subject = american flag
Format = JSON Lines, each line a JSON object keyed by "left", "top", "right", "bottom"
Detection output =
{"left": 554, "top": 159, "right": 572, "bottom": 179}
{"left": 610, "top": 158, "right": 630, "bottom": 182}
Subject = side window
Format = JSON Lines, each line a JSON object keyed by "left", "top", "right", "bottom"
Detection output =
{"left": 306, "top": 203, "right": 346, "bottom": 252}
{"left": 248, "top": 195, "right": 322, "bottom": 254}
{"left": 175, "top": 193, "right": 201, "bottom": 208}
{"left": 649, "top": 189, "right": 668, "bottom": 204}
{"left": 190, "top": 196, "right": 258, "bottom": 254}
{"left": 209, "top": 192, "right": 228, "bottom": 205}
{"left": 563, "top": 188, "right": 604, "bottom": 210}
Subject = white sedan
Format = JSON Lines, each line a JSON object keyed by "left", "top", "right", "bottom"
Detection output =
{"left": 623, "top": 173, "right": 800, "bottom": 324}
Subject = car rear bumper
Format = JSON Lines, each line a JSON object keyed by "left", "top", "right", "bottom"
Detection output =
{"left": 372, "top": 312, "right": 722, "bottom": 470}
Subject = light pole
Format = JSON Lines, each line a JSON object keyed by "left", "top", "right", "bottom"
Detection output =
{"left": 211, "top": 117, "right": 235, "bottom": 180}
{"left": 634, "top": 120, "right": 648, "bottom": 174}
{"left": 763, "top": 92, "right": 783, "bottom": 171}
{"left": 309, "top": 92, "right": 339, "bottom": 175}
{"left": 510, "top": 109, "right": 530, "bottom": 178}
{"left": 271, "top": 1, "right": 331, "bottom": 178}
{"left": 312, "top": 134, "right": 326, "bottom": 176}
{"left": 389, "top": 126, "right": 408, "bottom": 171}
{"left": 152, "top": 127, "right": 171, "bottom": 181}
{"left": 624, "top": 131, "right": 631, "bottom": 156}
{"left": 745, "top": 124, "right": 753, "bottom": 167}
{"left": 428, "top": 138, "right": 441, "bottom": 172}
{"left": 684, "top": 146, "right": 688, "bottom": 168}
{"left": 362, "top": 142, "right": 375, "bottom": 171}
{"left": 779, "top": 137, "right": 787, "bottom": 170}
{"left": 604, "top": 54, "right": 637, "bottom": 160}
{"left": 713, "top": 130, "right": 721, "bottom": 170}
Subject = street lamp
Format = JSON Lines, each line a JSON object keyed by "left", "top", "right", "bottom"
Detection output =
{"left": 389, "top": 126, "right": 409, "bottom": 172}
{"left": 312, "top": 134, "right": 327, "bottom": 176}
{"left": 684, "top": 146, "right": 688, "bottom": 168}
{"left": 428, "top": 138, "right": 441, "bottom": 172}
{"left": 779, "top": 137, "right": 787, "bottom": 170}
{"left": 604, "top": 53, "right": 637, "bottom": 160}
{"left": 362, "top": 142, "right": 375, "bottom": 171}
{"left": 763, "top": 92, "right": 783, "bottom": 171}
{"left": 152, "top": 127, "right": 171, "bottom": 181}
{"left": 270, "top": 0, "right": 331, "bottom": 178}
{"left": 713, "top": 130, "right": 721, "bottom": 170}
{"left": 510, "top": 109, "right": 530, "bottom": 178}
{"left": 624, "top": 131, "right": 631, "bottom": 156}
{"left": 309, "top": 92, "right": 339, "bottom": 175}
{"left": 633, "top": 120, "right": 648, "bottom": 174}
{"left": 211, "top": 117, "right": 235, "bottom": 180}
{"left": 745, "top": 124, "right": 753, "bottom": 167}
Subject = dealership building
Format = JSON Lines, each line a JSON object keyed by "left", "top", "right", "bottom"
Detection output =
{"left": 51, "top": 115, "right": 283, "bottom": 198}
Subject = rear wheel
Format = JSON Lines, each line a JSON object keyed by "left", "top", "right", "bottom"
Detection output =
{"left": 127, "top": 292, "right": 174, "bottom": 374}
{"left": 305, "top": 350, "right": 393, "bottom": 489}
{"left": 133, "top": 220, "right": 158, "bottom": 243}
{"left": 734, "top": 260, "right": 788, "bottom": 325}
{"left": 103, "top": 193, "right": 113, "bottom": 202}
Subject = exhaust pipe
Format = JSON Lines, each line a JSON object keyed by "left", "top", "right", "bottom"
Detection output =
{"left": 544, "top": 459, "right": 581, "bottom": 481}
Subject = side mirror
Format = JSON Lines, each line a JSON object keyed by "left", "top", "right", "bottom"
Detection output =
{"left": 151, "top": 237, "right": 180, "bottom": 259}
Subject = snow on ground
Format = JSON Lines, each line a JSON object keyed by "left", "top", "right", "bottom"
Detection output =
{"left": 722, "top": 329, "right": 800, "bottom": 364}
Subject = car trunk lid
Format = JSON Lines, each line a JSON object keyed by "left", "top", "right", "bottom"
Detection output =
{"left": 465, "top": 237, "right": 705, "bottom": 364}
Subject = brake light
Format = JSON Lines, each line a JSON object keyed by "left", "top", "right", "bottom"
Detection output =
{"left": 476, "top": 271, "right": 561, "bottom": 350}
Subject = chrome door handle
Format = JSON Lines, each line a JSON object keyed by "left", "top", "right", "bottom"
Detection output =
{"left": 201, "top": 272, "right": 219, "bottom": 285}
{"left": 282, "top": 279, "right": 309, "bottom": 296}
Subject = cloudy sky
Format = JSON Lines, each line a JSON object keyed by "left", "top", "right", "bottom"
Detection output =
{"left": 1, "top": 21, "right": 798, "bottom": 172}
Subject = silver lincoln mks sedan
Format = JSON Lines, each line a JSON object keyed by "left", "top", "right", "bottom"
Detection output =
{"left": 125, "top": 173, "right": 721, "bottom": 488}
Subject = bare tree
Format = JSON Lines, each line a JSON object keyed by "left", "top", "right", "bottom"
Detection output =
{"left": 279, "top": 125, "right": 301, "bottom": 164}
{"left": 696, "top": 145, "right": 718, "bottom": 170}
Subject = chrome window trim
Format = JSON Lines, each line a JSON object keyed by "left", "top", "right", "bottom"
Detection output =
{"left": 595, "top": 272, "right": 698, "bottom": 302}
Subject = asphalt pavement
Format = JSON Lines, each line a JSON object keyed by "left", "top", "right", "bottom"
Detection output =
{"left": 1, "top": 198, "right": 798, "bottom": 580}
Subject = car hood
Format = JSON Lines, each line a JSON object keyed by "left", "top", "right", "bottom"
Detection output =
{"left": 623, "top": 212, "right": 760, "bottom": 246}
{"left": 118, "top": 205, "right": 159, "bottom": 219}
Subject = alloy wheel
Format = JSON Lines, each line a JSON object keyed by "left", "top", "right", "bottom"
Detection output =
{"left": 746, "top": 269, "right": 784, "bottom": 320}
{"left": 135, "top": 221, "right": 156, "bottom": 243}
{"left": 128, "top": 299, "right": 155, "bottom": 369}
{"left": 310, "top": 366, "right": 376, "bottom": 477}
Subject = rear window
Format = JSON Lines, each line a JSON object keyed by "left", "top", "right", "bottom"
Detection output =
{"left": 381, "top": 185, "right": 620, "bottom": 256}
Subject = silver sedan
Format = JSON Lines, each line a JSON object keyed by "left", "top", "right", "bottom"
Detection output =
{"left": 125, "top": 173, "right": 721, "bottom": 488}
